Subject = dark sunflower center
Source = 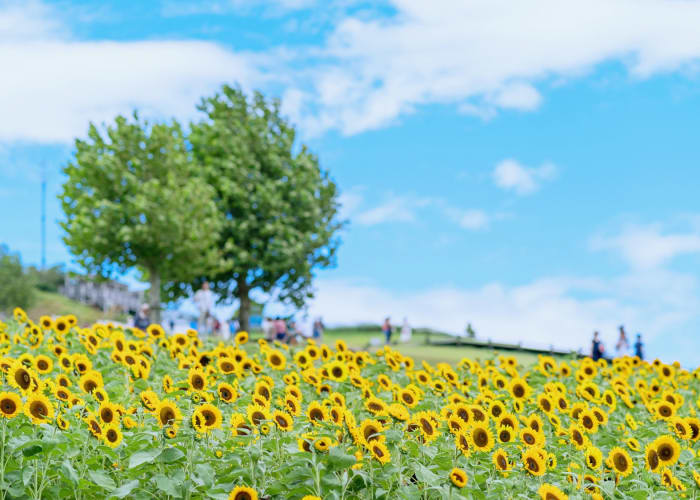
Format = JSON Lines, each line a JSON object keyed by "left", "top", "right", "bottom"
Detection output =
{"left": 474, "top": 429, "right": 488, "bottom": 447}
{"left": 614, "top": 453, "right": 628, "bottom": 470}
{"left": 648, "top": 450, "right": 659, "bottom": 469}
{"left": 1, "top": 399, "right": 16, "bottom": 414}
{"left": 658, "top": 445, "right": 673, "bottom": 461}
{"left": 30, "top": 401, "right": 47, "bottom": 418}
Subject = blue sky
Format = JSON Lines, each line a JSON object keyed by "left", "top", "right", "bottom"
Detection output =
{"left": 2, "top": 0, "right": 700, "bottom": 365}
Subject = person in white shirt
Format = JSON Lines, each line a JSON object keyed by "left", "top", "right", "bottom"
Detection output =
{"left": 193, "top": 282, "right": 214, "bottom": 335}
{"left": 400, "top": 317, "right": 412, "bottom": 343}
{"left": 616, "top": 325, "right": 629, "bottom": 358}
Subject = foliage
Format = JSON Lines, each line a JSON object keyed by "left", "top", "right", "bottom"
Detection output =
{"left": 25, "top": 265, "right": 65, "bottom": 293}
{"left": 58, "top": 113, "right": 222, "bottom": 322}
{"left": 0, "top": 308, "right": 698, "bottom": 499}
{"left": 0, "top": 246, "right": 34, "bottom": 313}
{"left": 188, "top": 85, "right": 344, "bottom": 331}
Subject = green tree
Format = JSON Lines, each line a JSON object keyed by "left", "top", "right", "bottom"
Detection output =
{"left": 59, "top": 113, "right": 221, "bottom": 323}
{"left": 0, "top": 245, "right": 35, "bottom": 313}
{"left": 26, "top": 264, "right": 65, "bottom": 293}
{"left": 190, "top": 85, "right": 343, "bottom": 331}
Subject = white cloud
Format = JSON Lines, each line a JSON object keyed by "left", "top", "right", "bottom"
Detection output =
{"left": 5, "top": 1, "right": 700, "bottom": 141}
{"left": 591, "top": 223, "right": 700, "bottom": 269}
{"left": 489, "top": 82, "right": 542, "bottom": 111}
{"left": 354, "top": 195, "right": 430, "bottom": 226}
{"left": 0, "top": 2, "right": 259, "bottom": 143}
{"left": 284, "top": 0, "right": 700, "bottom": 135}
{"left": 444, "top": 208, "right": 491, "bottom": 230}
{"left": 493, "top": 159, "right": 557, "bottom": 195}
{"left": 336, "top": 187, "right": 365, "bottom": 221}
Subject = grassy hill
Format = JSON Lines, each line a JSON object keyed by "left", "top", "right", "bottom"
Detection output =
{"left": 26, "top": 289, "right": 124, "bottom": 325}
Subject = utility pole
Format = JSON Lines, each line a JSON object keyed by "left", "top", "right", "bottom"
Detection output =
{"left": 41, "top": 164, "right": 47, "bottom": 270}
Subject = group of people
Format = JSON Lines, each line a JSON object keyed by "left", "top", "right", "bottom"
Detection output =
{"left": 262, "top": 316, "right": 325, "bottom": 344}
{"left": 591, "top": 326, "right": 644, "bottom": 362}
{"left": 382, "top": 317, "right": 412, "bottom": 344}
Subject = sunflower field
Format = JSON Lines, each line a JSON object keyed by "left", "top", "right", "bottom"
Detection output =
{"left": 0, "top": 308, "right": 699, "bottom": 499}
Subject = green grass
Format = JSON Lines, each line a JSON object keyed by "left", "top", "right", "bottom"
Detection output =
{"left": 27, "top": 289, "right": 124, "bottom": 326}
{"left": 318, "top": 328, "right": 568, "bottom": 367}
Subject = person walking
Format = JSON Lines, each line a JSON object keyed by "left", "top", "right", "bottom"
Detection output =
{"left": 591, "top": 331, "right": 605, "bottom": 361}
{"left": 134, "top": 304, "right": 150, "bottom": 330}
{"left": 400, "top": 317, "right": 412, "bottom": 343}
{"left": 194, "top": 282, "right": 214, "bottom": 335}
{"left": 634, "top": 333, "right": 644, "bottom": 360}
{"left": 312, "top": 317, "right": 325, "bottom": 341}
{"left": 382, "top": 317, "right": 392, "bottom": 345}
{"left": 274, "top": 316, "right": 287, "bottom": 342}
{"left": 615, "top": 325, "right": 629, "bottom": 358}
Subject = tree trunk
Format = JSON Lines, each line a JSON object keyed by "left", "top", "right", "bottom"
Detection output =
{"left": 148, "top": 269, "right": 161, "bottom": 324}
{"left": 237, "top": 276, "right": 250, "bottom": 332}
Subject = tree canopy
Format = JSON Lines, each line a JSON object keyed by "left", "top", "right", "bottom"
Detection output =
{"left": 0, "top": 245, "right": 35, "bottom": 313}
{"left": 59, "top": 113, "right": 221, "bottom": 322}
{"left": 189, "top": 85, "right": 343, "bottom": 330}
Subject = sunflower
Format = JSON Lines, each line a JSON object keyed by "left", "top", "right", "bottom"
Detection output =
{"left": 655, "top": 401, "right": 675, "bottom": 420}
{"left": 509, "top": 378, "right": 531, "bottom": 400}
{"left": 247, "top": 404, "right": 270, "bottom": 427}
{"left": 35, "top": 355, "right": 53, "bottom": 374}
{"left": 217, "top": 358, "right": 238, "bottom": 375}
{"left": 272, "top": 410, "right": 293, "bottom": 431}
{"left": 9, "top": 362, "right": 34, "bottom": 393}
{"left": 497, "top": 413, "right": 519, "bottom": 432}
{"left": 326, "top": 360, "right": 348, "bottom": 382}
{"left": 497, "top": 425, "right": 514, "bottom": 443}
{"left": 284, "top": 395, "right": 301, "bottom": 416}
{"left": 537, "top": 394, "right": 554, "bottom": 414}
{"left": 470, "top": 423, "right": 494, "bottom": 452}
{"left": 369, "top": 441, "right": 390, "bottom": 465}
{"left": 98, "top": 402, "right": 118, "bottom": 425}
{"left": 103, "top": 425, "right": 123, "bottom": 448}
{"left": 307, "top": 401, "right": 328, "bottom": 425}
{"left": 56, "top": 415, "right": 69, "bottom": 430}
{"left": 660, "top": 468, "right": 674, "bottom": 488}
{"left": 365, "top": 396, "right": 389, "bottom": 416}
{"left": 447, "top": 416, "right": 466, "bottom": 434}
{"left": 234, "top": 331, "right": 249, "bottom": 345}
{"left": 608, "top": 447, "right": 633, "bottom": 477}
{"left": 188, "top": 367, "right": 208, "bottom": 392}
{"left": 388, "top": 403, "right": 409, "bottom": 421}
{"left": 156, "top": 399, "right": 182, "bottom": 428}
{"left": 399, "top": 388, "right": 419, "bottom": 408}
{"left": 228, "top": 486, "right": 258, "bottom": 500}
{"left": 416, "top": 411, "right": 440, "bottom": 443}
{"left": 266, "top": 349, "right": 286, "bottom": 370}
{"left": 538, "top": 484, "right": 568, "bottom": 500}
{"left": 492, "top": 449, "right": 511, "bottom": 474}
{"left": 685, "top": 417, "right": 700, "bottom": 441}
{"left": 520, "top": 428, "right": 544, "bottom": 447}
{"left": 216, "top": 383, "right": 237, "bottom": 404}
{"left": 449, "top": 467, "right": 468, "bottom": 488}
{"left": 579, "top": 410, "right": 599, "bottom": 433}
{"left": 140, "top": 390, "right": 160, "bottom": 411}
{"left": 455, "top": 432, "right": 471, "bottom": 457}
{"left": 230, "top": 413, "right": 254, "bottom": 437}
{"left": 0, "top": 392, "right": 22, "bottom": 419}
{"left": 585, "top": 446, "right": 602, "bottom": 470}
{"left": 522, "top": 447, "right": 546, "bottom": 476}
{"left": 192, "top": 403, "right": 222, "bottom": 431}
{"left": 653, "top": 435, "right": 680, "bottom": 466}
{"left": 669, "top": 417, "right": 690, "bottom": 440}
{"left": 314, "top": 437, "right": 332, "bottom": 452}
{"left": 644, "top": 444, "right": 660, "bottom": 473}
{"left": 360, "top": 419, "right": 385, "bottom": 445}
{"left": 24, "top": 393, "right": 54, "bottom": 424}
